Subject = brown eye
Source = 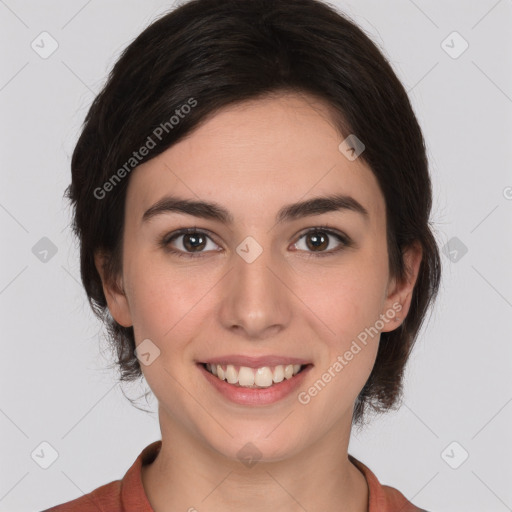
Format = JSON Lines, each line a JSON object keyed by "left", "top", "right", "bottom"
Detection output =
{"left": 181, "top": 232, "right": 207, "bottom": 252}
{"left": 293, "top": 227, "right": 351, "bottom": 257}
{"left": 160, "top": 226, "right": 352, "bottom": 259}
{"left": 161, "top": 228, "right": 220, "bottom": 257}
{"left": 305, "top": 230, "right": 330, "bottom": 251}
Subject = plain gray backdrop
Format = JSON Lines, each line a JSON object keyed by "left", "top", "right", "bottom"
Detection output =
{"left": 1, "top": 1, "right": 511, "bottom": 511}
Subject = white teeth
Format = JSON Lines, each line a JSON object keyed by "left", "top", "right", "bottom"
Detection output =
{"left": 238, "top": 366, "right": 255, "bottom": 386}
{"left": 205, "top": 363, "right": 304, "bottom": 388}
{"left": 254, "top": 367, "right": 273, "bottom": 387}
{"left": 225, "top": 364, "right": 237, "bottom": 384}
{"left": 273, "top": 365, "right": 284, "bottom": 383}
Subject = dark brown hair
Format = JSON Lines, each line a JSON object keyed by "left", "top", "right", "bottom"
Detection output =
{"left": 66, "top": 0, "right": 441, "bottom": 426}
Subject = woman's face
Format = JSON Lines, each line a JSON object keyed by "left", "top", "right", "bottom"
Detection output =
{"left": 98, "top": 93, "right": 419, "bottom": 462}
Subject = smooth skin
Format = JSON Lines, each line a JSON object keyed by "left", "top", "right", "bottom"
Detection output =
{"left": 95, "top": 92, "right": 422, "bottom": 512}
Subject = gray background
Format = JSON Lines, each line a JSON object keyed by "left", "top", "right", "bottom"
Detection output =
{"left": 1, "top": 0, "right": 511, "bottom": 511}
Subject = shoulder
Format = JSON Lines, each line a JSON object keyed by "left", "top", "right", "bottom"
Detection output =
{"left": 41, "top": 480, "right": 122, "bottom": 511}
{"left": 349, "top": 454, "right": 429, "bottom": 512}
{"left": 378, "top": 483, "right": 430, "bottom": 512}
{"left": 41, "top": 440, "right": 162, "bottom": 512}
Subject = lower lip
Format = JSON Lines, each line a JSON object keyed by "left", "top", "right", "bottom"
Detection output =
{"left": 198, "top": 363, "right": 313, "bottom": 405}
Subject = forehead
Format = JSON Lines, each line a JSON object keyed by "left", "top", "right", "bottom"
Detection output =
{"left": 126, "top": 94, "right": 386, "bottom": 228}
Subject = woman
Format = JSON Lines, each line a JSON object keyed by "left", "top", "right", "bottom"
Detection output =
{"left": 45, "top": 0, "right": 441, "bottom": 510}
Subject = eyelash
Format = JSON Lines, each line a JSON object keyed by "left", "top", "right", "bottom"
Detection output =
{"left": 158, "top": 225, "right": 353, "bottom": 259}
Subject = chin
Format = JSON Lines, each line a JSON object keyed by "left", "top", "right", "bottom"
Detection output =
{"left": 204, "top": 427, "right": 306, "bottom": 465}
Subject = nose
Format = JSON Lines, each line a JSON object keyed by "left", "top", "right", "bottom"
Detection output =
{"left": 218, "top": 242, "right": 292, "bottom": 340}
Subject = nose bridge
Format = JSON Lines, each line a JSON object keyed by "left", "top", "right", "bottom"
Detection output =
{"left": 234, "top": 234, "right": 282, "bottom": 301}
{"left": 219, "top": 234, "right": 291, "bottom": 336}
{"left": 244, "top": 247, "right": 274, "bottom": 283}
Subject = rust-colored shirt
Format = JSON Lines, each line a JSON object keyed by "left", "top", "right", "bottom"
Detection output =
{"left": 43, "top": 440, "right": 427, "bottom": 511}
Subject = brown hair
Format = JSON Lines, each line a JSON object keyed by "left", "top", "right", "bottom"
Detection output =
{"left": 66, "top": 0, "right": 442, "bottom": 426}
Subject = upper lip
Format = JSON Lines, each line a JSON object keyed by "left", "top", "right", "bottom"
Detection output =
{"left": 199, "top": 355, "right": 311, "bottom": 368}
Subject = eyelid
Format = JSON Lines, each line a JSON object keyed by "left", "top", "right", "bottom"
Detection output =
{"left": 159, "top": 225, "right": 353, "bottom": 257}
{"left": 295, "top": 224, "right": 351, "bottom": 243}
{"left": 159, "top": 227, "right": 221, "bottom": 255}
{"left": 292, "top": 225, "right": 352, "bottom": 257}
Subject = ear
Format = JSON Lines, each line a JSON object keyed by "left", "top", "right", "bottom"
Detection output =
{"left": 380, "top": 241, "right": 423, "bottom": 332}
{"left": 94, "top": 251, "right": 133, "bottom": 327}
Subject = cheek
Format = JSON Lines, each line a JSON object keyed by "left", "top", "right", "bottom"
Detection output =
{"left": 124, "top": 226, "right": 389, "bottom": 350}
{"left": 295, "top": 250, "right": 388, "bottom": 392}
{"left": 301, "top": 257, "right": 388, "bottom": 340}
{"left": 295, "top": 265, "right": 385, "bottom": 422}
{"left": 123, "top": 249, "right": 216, "bottom": 351}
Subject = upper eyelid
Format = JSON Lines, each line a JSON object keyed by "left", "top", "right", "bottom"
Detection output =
{"left": 163, "top": 226, "right": 349, "bottom": 249}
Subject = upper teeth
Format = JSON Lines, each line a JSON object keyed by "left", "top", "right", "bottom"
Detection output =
{"left": 206, "top": 363, "right": 303, "bottom": 388}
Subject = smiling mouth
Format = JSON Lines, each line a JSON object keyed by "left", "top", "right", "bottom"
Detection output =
{"left": 200, "top": 362, "right": 311, "bottom": 388}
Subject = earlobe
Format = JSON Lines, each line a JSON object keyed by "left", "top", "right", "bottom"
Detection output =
{"left": 93, "top": 251, "right": 133, "bottom": 328}
{"left": 381, "top": 241, "right": 423, "bottom": 331}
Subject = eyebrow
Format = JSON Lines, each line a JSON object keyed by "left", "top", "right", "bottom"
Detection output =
{"left": 142, "top": 193, "right": 370, "bottom": 225}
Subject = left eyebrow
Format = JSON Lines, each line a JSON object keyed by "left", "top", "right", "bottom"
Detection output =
{"left": 142, "top": 193, "right": 370, "bottom": 225}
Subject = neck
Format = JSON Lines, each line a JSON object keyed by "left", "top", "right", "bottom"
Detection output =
{"left": 141, "top": 408, "right": 368, "bottom": 512}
